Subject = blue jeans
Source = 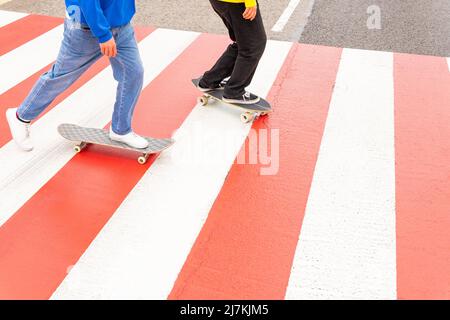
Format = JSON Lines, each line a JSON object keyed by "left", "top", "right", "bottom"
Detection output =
{"left": 17, "top": 19, "right": 144, "bottom": 135}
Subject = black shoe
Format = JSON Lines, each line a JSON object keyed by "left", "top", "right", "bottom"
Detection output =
{"left": 223, "top": 92, "right": 261, "bottom": 105}
{"left": 198, "top": 78, "right": 227, "bottom": 92}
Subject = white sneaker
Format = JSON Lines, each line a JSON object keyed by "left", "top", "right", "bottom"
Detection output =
{"left": 6, "top": 108, "right": 33, "bottom": 151}
{"left": 109, "top": 128, "right": 149, "bottom": 149}
{"left": 223, "top": 91, "right": 261, "bottom": 105}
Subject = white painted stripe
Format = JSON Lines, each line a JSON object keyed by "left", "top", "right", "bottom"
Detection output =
{"left": 0, "top": 29, "right": 199, "bottom": 228}
{"left": 447, "top": 57, "right": 450, "bottom": 72}
{"left": 0, "top": 10, "right": 27, "bottom": 28}
{"left": 51, "top": 40, "right": 293, "bottom": 300}
{"left": 272, "top": 0, "right": 301, "bottom": 32}
{"left": 0, "top": 24, "right": 63, "bottom": 95}
{"left": 286, "top": 49, "right": 397, "bottom": 300}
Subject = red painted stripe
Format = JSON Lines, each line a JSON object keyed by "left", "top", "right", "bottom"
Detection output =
{"left": 0, "top": 15, "right": 62, "bottom": 56}
{"left": 0, "top": 33, "right": 229, "bottom": 300}
{"left": 169, "top": 44, "right": 343, "bottom": 300}
{"left": 0, "top": 27, "right": 154, "bottom": 147}
{"left": 394, "top": 54, "right": 450, "bottom": 299}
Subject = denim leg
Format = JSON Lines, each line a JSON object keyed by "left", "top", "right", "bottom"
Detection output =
{"left": 17, "top": 20, "right": 102, "bottom": 121}
{"left": 109, "top": 24, "right": 144, "bottom": 135}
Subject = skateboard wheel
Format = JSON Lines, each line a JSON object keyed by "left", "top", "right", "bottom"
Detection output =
{"left": 198, "top": 96, "right": 209, "bottom": 106}
{"left": 138, "top": 154, "right": 150, "bottom": 165}
{"left": 240, "top": 112, "right": 254, "bottom": 124}
{"left": 74, "top": 142, "right": 87, "bottom": 153}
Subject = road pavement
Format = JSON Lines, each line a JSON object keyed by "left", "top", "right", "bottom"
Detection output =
{"left": 0, "top": 0, "right": 449, "bottom": 56}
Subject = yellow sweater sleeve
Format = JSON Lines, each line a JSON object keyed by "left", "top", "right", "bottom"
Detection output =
{"left": 220, "top": 0, "right": 257, "bottom": 8}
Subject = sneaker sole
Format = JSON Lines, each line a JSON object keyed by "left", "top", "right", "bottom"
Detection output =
{"left": 222, "top": 98, "right": 261, "bottom": 105}
{"left": 198, "top": 86, "right": 225, "bottom": 93}
{"left": 109, "top": 136, "right": 149, "bottom": 150}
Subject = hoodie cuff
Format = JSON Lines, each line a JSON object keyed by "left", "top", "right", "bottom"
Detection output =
{"left": 245, "top": 0, "right": 257, "bottom": 7}
{"left": 98, "top": 31, "right": 113, "bottom": 44}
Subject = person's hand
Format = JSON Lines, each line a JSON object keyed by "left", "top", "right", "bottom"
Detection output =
{"left": 243, "top": 5, "right": 257, "bottom": 21}
{"left": 100, "top": 37, "right": 117, "bottom": 58}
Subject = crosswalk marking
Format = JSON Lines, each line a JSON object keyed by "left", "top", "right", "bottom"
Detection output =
{"left": 0, "top": 25, "right": 63, "bottom": 95}
{"left": 0, "top": 9, "right": 26, "bottom": 28}
{"left": 0, "top": 12, "right": 448, "bottom": 300}
{"left": 169, "top": 44, "right": 343, "bottom": 300}
{"left": 394, "top": 54, "right": 450, "bottom": 299}
{"left": 51, "top": 40, "right": 292, "bottom": 299}
{"left": 286, "top": 49, "right": 397, "bottom": 300}
{"left": 0, "top": 29, "right": 198, "bottom": 229}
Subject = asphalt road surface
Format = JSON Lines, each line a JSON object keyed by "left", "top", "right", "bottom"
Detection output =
{"left": 1, "top": 0, "right": 449, "bottom": 56}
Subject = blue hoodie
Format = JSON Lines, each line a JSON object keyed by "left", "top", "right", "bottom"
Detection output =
{"left": 65, "top": 0, "right": 135, "bottom": 43}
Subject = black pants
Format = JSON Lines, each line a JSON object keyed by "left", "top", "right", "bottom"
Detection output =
{"left": 200, "top": 0, "right": 267, "bottom": 98}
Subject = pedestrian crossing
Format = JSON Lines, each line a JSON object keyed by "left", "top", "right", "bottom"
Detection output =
{"left": 286, "top": 49, "right": 397, "bottom": 300}
{"left": 0, "top": 24, "right": 63, "bottom": 95}
{"left": 0, "top": 10, "right": 449, "bottom": 300}
{"left": 0, "top": 9, "right": 25, "bottom": 28}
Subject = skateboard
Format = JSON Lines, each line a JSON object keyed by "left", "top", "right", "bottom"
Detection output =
{"left": 192, "top": 78, "right": 272, "bottom": 123}
{"left": 58, "top": 123, "right": 174, "bottom": 164}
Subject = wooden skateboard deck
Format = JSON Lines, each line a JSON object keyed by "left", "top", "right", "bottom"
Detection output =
{"left": 192, "top": 78, "right": 272, "bottom": 123}
{"left": 58, "top": 123, "right": 174, "bottom": 164}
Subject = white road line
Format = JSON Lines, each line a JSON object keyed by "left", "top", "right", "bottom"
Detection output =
{"left": 272, "top": 0, "right": 301, "bottom": 32}
{"left": 0, "top": 29, "right": 199, "bottom": 228}
{"left": 0, "top": 9, "right": 27, "bottom": 28}
{"left": 286, "top": 48, "right": 397, "bottom": 300}
{"left": 447, "top": 57, "right": 450, "bottom": 72}
{"left": 0, "top": 24, "right": 63, "bottom": 95}
{"left": 51, "top": 40, "right": 293, "bottom": 300}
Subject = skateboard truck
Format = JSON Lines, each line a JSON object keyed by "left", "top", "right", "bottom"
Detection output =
{"left": 73, "top": 141, "right": 150, "bottom": 164}
{"left": 197, "top": 94, "right": 269, "bottom": 124}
